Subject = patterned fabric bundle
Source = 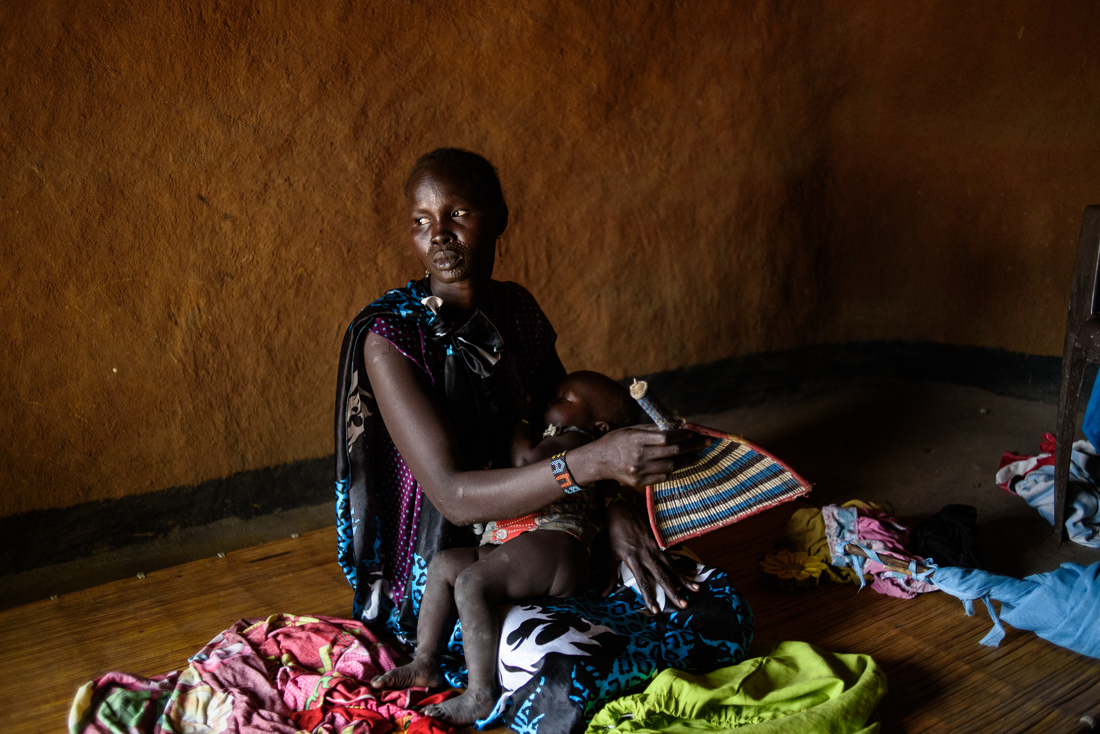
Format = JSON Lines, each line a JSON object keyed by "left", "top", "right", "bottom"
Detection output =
{"left": 823, "top": 504, "right": 937, "bottom": 599}
{"left": 630, "top": 381, "right": 812, "bottom": 548}
{"left": 69, "top": 614, "right": 456, "bottom": 734}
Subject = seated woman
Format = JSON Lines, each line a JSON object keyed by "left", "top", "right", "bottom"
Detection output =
{"left": 334, "top": 148, "right": 754, "bottom": 733}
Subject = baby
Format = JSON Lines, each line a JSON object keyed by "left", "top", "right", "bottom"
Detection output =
{"left": 372, "top": 371, "right": 642, "bottom": 724}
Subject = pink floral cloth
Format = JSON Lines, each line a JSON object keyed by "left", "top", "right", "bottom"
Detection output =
{"left": 69, "top": 614, "right": 455, "bottom": 734}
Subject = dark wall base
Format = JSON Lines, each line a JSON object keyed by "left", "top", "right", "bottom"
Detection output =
{"left": 1, "top": 457, "right": 333, "bottom": 576}
{"left": 1, "top": 341, "right": 1082, "bottom": 577}
{"left": 631, "top": 341, "right": 1077, "bottom": 416}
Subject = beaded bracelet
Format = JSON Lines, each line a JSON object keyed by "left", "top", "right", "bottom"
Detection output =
{"left": 550, "top": 451, "right": 586, "bottom": 495}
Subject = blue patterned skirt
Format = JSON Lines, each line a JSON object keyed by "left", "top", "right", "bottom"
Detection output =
{"left": 399, "top": 551, "right": 754, "bottom": 734}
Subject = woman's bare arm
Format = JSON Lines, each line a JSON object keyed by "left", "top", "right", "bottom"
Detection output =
{"left": 364, "top": 331, "right": 689, "bottom": 526}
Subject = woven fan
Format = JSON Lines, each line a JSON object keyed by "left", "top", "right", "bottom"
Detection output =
{"left": 630, "top": 380, "right": 812, "bottom": 549}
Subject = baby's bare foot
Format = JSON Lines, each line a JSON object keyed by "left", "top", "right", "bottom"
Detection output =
{"left": 421, "top": 689, "right": 497, "bottom": 725}
{"left": 371, "top": 658, "right": 441, "bottom": 690}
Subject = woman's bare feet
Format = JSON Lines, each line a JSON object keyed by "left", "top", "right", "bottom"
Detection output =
{"left": 371, "top": 657, "right": 441, "bottom": 690}
{"left": 421, "top": 688, "right": 498, "bottom": 725}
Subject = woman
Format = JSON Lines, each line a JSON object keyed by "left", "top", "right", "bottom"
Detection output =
{"left": 335, "top": 149, "right": 753, "bottom": 733}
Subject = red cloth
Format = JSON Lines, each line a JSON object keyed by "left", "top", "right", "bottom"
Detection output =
{"left": 998, "top": 433, "right": 1057, "bottom": 493}
{"left": 484, "top": 512, "right": 541, "bottom": 543}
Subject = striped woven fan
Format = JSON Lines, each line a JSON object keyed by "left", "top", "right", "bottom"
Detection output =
{"left": 630, "top": 380, "right": 812, "bottom": 549}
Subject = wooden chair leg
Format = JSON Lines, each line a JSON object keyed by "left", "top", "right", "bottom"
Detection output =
{"left": 1053, "top": 208, "right": 1100, "bottom": 545}
{"left": 1054, "top": 349, "right": 1087, "bottom": 544}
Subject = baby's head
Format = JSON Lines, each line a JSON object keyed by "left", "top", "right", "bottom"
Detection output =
{"left": 544, "top": 371, "right": 643, "bottom": 436}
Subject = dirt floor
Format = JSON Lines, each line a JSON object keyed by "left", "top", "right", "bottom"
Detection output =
{"left": 6, "top": 374, "right": 1097, "bottom": 609}
{"left": 694, "top": 375, "right": 1100, "bottom": 579}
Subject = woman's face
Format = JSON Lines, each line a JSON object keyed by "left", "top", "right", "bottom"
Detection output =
{"left": 407, "top": 164, "right": 503, "bottom": 285}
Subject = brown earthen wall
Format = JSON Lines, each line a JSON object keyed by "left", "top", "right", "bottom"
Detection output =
{"left": 3, "top": 1, "right": 1098, "bottom": 516}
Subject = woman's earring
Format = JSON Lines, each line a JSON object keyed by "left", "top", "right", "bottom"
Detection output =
{"left": 424, "top": 269, "right": 431, "bottom": 278}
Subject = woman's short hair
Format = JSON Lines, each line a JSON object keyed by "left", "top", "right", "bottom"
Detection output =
{"left": 405, "top": 148, "right": 509, "bottom": 227}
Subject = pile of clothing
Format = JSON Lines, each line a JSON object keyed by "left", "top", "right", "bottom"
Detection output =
{"left": 758, "top": 497, "right": 1100, "bottom": 663}
{"left": 70, "top": 615, "right": 889, "bottom": 734}
{"left": 761, "top": 501, "right": 981, "bottom": 598}
{"left": 996, "top": 432, "right": 1100, "bottom": 547}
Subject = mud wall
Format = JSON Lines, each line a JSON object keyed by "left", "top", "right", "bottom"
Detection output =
{"left": 3, "top": 1, "right": 1098, "bottom": 516}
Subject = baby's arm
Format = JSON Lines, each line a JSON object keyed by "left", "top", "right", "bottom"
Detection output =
{"left": 512, "top": 428, "right": 591, "bottom": 468}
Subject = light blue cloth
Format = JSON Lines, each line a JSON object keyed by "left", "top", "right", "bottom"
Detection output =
{"left": 1083, "top": 372, "right": 1100, "bottom": 451}
{"left": 1007, "top": 441, "right": 1100, "bottom": 547}
{"left": 827, "top": 506, "right": 869, "bottom": 582}
{"left": 930, "top": 562, "right": 1100, "bottom": 659}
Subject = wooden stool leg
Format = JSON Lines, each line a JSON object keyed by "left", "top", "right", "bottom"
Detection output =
{"left": 1054, "top": 350, "right": 1087, "bottom": 544}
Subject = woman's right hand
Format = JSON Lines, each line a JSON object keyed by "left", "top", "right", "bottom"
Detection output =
{"left": 574, "top": 424, "right": 700, "bottom": 490}
{"left": 602, "top": 500, "right": 699, "bottom": 612}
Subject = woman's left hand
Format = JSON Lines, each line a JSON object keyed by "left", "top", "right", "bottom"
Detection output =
{"left": 602, "top": 501, "right": 699, "bottom": 613}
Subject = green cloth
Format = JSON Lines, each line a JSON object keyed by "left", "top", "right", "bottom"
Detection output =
{"left": 586, "top": 641, "right": 887, "bottom": 734}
